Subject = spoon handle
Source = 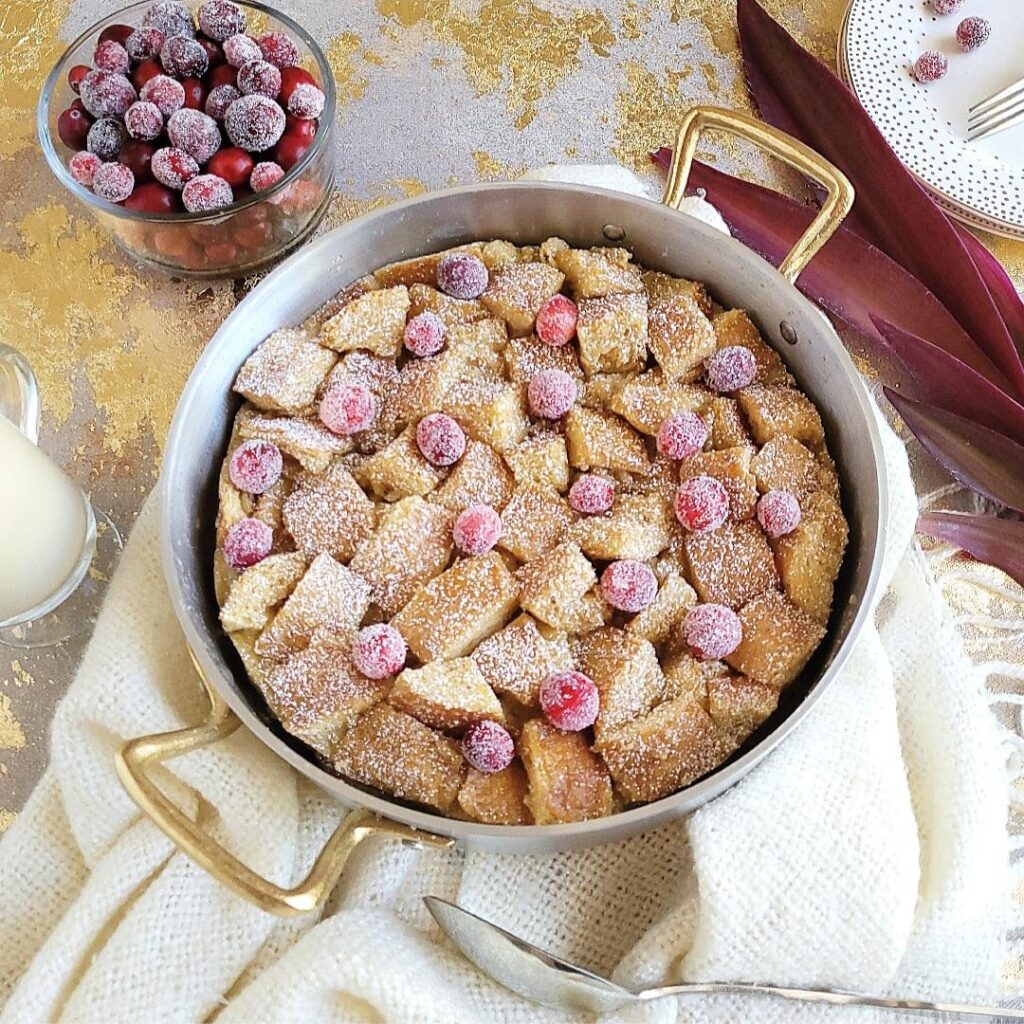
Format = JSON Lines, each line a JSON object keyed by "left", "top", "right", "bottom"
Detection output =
{"left": 639, "top": 982, "right": 1024, "bottom": 1020}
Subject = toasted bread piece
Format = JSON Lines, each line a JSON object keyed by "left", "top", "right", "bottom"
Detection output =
{"left": 251, "top": 470, "right": 296, "bottom": 540}
{"left": 458, "top": 763, "right": 532, "bottom": 825}
{"left": 565, "top": 406, "right": 649, "bottom": 475}
{"left": 431, "top": 439, "right": 515, "bottom": 514}
{"left": 706, "top": 673, "right": 778, "bottom": 750}
{"left": 517, "top": 541, "right": 599, "bottom": 632}
{"left": 220, "top": 552, "right": 307, "bottom": 633}
{"left": 707, "top": 397, "right": 751, "bottom": 450}
{"left": 647, "top": 293, "right": 716, "bottom": 380}
{"left": 498, "top": 486, "right": 576, "bottom": 562}
{"left": 319, "top": 285, "right": 410, "bottom": 359}
{"left": 503, "top": 333, "right": 583, "bottom": 387}
{"left": 683, "top": 519, "right": 779, "bottom": 609}
{"left": 390, "top": 349, "right": 468, "bottom": 426}
{"left": 355, "top": 425, "right": 447, "bottom": 501}
{"left": 228, "top": 628, "right": 270, "bottom": 687}
{"left": 574, "top": 492, "right": 673, "bottom": 561}
{"left": 300, "top": 275, "right": 379, "bottom": 335}
{"left": 481, "top": 262, "right": 565, "bottom": 335}
{"left": 235, "top": 406, "right": 352, "bottom": 473}
{"left": 372, "top": 244, "right": 484, "bottom": 289}
{"left": 472, "top": 612, "right": 573, "bottom": 707}
{"left": 679, "top": 446, "right": 758, "bottom": 521}
{"left": 626, "top": 572, "right": 697, "bottom": 646}
{"left": 408, "top": 282, "right": 488, "bottom": 325}
{"left": 234, "top": 328, "right": 337, "bottom": 414}
{"left": 334, "top": 703, "right": 466, "bottom": 812}
{"left": 660, "top": 651, "right": 708, "bottom": 704}
{"left": 751, "top": 434, "right": 829, "bottom": 498}
{"left": 554, "top": 247, "right": 644, "bottom": 298}
{"left": 712, "top": 310, "right": 790, "bottom": 385}
{"left": 389, "top": 657, "right": 505, "bottom": 732}
{"left": 446, "top": 318, "right": 508, "bottom": 375}
{"left": 726, "top": 588, "right": 826, "bottom": 688}
{"left": 503, "top": 434, "right": 570, "bottom": 493}
{"left": 738, "top": 385, "right": 825, "bottom": 448}
{"left": 575, "top": 293, "right": 648, "bottom": 375}
{"left": 392, "top": 551, "right": 520, "bottom": 662}
{"left": 282, "top": 462, "right": 375, "bottom": 562}
{"left": 520, "top": 718, "right": 614, "bottom": 824}
{"left": 580, "top": 372, "right": 628, "bottom": 410}
{"left": 642, "top": 270, "right": 712, "bottom": 316}
{"left": 445, "top": 377, "right": 530, "bottom": 453}
{"left": 481, "top": 239, "right": 522, "bottom": 271}
{"left": 609, "top": 371, "right": 712, "bottom": 436}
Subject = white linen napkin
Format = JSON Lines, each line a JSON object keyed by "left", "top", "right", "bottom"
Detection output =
{"left": 0, "top": 167, "right": 1016, "bottom": 1024}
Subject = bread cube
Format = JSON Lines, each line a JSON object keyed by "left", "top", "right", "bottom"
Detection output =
{"left": 236, "top": 406, "right": 351, "bottom": 473}
{"left": 458, "top": 763, "right": 532, "bottom": 825}
{"left": 647, "top": 293, "right": 717, "bottom": 380}
{"left": 575, "top": 293, "right": 648, "bottom": 375}
{"left": 391, "top": 350, "right": 468, "bottom": 426}
{"left": 595, "top": 696, "right": 724, "bottom": 803}
{"left": 683, "top": 519, "right": 779, "bottom": 609}
{"left": 712, "top": 309, "right": 790, "bottom": 385}
{"left": 608, "top": 371, "right": 712, "bottom": 435}
{"left": 256, "top": 553, "right": 371, "bottom": 659}
{"left": 431, "top": 439, "right": 514, "bottom": 514}
{"left": 773, "top": 489, "right": 848, "bottom": 624}
{"left": 554, "top": 247, "right": 644, "bottom": 298}
{"left": 481, "top": 262, "right": 565, "bottom": 334}
{"left": 738, "top": 385, "right": 825, "bottom": 448}
{"left": 660, "top": 651, "right": 708, "bottom": 704}
{"left": 503, "top": 334, "right": 583, "bottom": 387}
{"left": 481, "top": 239, "right": 523, "bottom": 271}
{"left": 355, "top": 425, "right": 447, "bottom": 501}
{"left": 389, "top": 657, "right": 505, "bottom": 732}
{"left": 751, "top": 434, "right": 828, "bottom": 498}
{"left": 391, "top": 551, "right": 519, "bottom": 662}
{"left": 706, "top": 673, "right": 778, "bottom": 750}
{"left": 445, "top": 378, "right": 529, "bottom": 452}
{"left": 707, "top": 397, "right": 751, "bottom": 450}
{"left": 498, "top": 486, "right": 575, "bottom": 562}
{"left": 520, "top": 718, "right": 614, "bottom": 824}
{"left": 372, "top": 244, "right": 484, "bottom": 289}
{"left": 446, "top": 318, "right": 507, "bottom": 375}
{"left": 626, "top": 572, "right": 696, "bottom": 646}
{"left": 408, "top": 283, "right": 488, "bottom": 325}
{"left": 234, "top": 328, "right": 337, "bottom": 414}
{"left": 679, "top": 447, "right": 758, "bottom": 521}
{"left": 580, "top": 373, "right": 628, "bottom": 410}
{"left": 282, "top": 462, "right": 375, "bottom": 562}
{"left": 319, "top": 285, "right": 410, "bottom": 359}
{"left": 301, "top": 275, "right": 379, "bottom": 335}
{"left": 220, "top": 552, "right": 307, "bottom": 633}
{"left": 472, "top": 612, "right": 573, "bottom": 707}
{"left": 565, "top": 406, "right": 649, "bottom": 475}
{"left": 252, "top": 468, "right": 297, "bottom": 540}
{"left": 349, "top": 496, "right": 454, "bottom": 617}
{"left": 726, "top": 588, "right": 826, "bottom": 688}
{"left": 228, "top": 628, "right": 270, "bottom": 687}
{"left": 503, "top": 434, "right": 570, "bottom": 492}
{"left": 642, "top": 270, "right": 712, "bottom": 316}
{"left": 334, "top": 704, "right": 465, "bottom": 812}
{"left": 517, "top": 541, "right": 598, "bottom": 632}
{"left": 574, "top": 493, "right": 673, "bottom": 561}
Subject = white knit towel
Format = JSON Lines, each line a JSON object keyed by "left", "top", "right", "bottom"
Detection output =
{"left": 0, "top": 167, "right": 1013, "bottom": 1024}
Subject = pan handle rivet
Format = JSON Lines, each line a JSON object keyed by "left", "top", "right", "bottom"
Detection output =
{"left": 780, "top": 321, "right": 799, "bottom": 346}
{"left": 602, "top": 224, "right": 626, "bottom": 242}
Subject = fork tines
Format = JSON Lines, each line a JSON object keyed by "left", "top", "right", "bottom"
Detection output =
{"left": 968, "top": 76, "right": 1024, "bottom": 141}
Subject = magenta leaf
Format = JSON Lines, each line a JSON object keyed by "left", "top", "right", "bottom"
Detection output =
{"left": 917, "top": 512, "right": 1024, "bottom": 587}
{"left": 953, "top": 223, "right": 1024, "bottom": 356}
{"left": 884, "top": 389, "right": 1024, "bottom": 512}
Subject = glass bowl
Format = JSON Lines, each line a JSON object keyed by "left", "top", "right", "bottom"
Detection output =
{"left": 37, "top": 1, "right": 336, "bottom": 279}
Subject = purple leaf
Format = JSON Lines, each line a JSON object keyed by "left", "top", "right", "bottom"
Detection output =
{"left": 953, "top": 223, "right": 1024, "bottom": 357}
{"left": 917, "top": 512, "right": 1024, "bottom": 588}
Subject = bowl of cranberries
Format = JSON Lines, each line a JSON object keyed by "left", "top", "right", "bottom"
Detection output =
{"left": 38, "top": 0, "right": 336, "bottom": 278}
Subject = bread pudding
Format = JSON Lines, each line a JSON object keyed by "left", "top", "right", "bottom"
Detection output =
{"left": 214, "top": 239, "right": 848, "bottom": 825}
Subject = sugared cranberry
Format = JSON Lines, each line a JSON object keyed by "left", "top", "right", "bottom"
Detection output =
{"left": 527, "top": 368, "right": 577, "bottom": 419}
{"left": 223, "top": 33, "right": 260, "bottom": 68}
{"left": 319, "top": 382, "right": 377, "bottom": 435}
{"left": 199, "top": 0, "right": 247, "bottom": 41}
{"left": 287, "top": 82, "right": 325, "bottom": 119}
{"left": 140, "top": 74, "right": 185, "bottom": 115}
{"left": 98, "top": 23, "right": 133, "bottom": 45}
{"left": 225, "top": 93, "right": 286, "bottom": 151}
{"left": 284, "top": 114, "right": 316, "bottom": 140}
{"left": 208, "top": 146, "right": 254, "bottom": 186}
{"left": 86, "top": 117, "right": 126, "bottom": 159}
{"left": 600, "top": 559, "right": 658, "bottom": 613}
{"left": 126, "top": 27, "right": 166, "bottom": 61}
{"left": 273, "top": 132, "right": 309, "bottom": 171}
{"left": 167, "top": 108, "right": 220, "bottom": 162}
{"left": 229, "top": 438, "right": 282, "bottom": 493}
{"left": 956, "top": 16, "right": 990, "bottom": 50}
{"left": 124, "top": 101, "right": 164, "bottom": 141}
{"left": 705, "top": 345, "right": 756, "bottom": 393}
{"left": 257, "top": 31, "right": 299, "bottom": 68}
{"left": 540, "top": 671, "right": 599, "bottom": 732}
{"left": 119, "top": 139, "right": 156, "bottom": 183}
{"left": 79, "top": 69, "right": 136, "bottom": 117}
{"left": 279, "top": 65, "right": 316, "bottom": 104}
{"left": 674, "top": 475, "right": 729, "bottom": 533}
{"left": 223, "top": 517, "right": 273, "bottom": 570}
{"left": 930, "top": 0, "right": 962, "bottom": 11}
{"left": 403, "top": 311, "right": 446, "bottom": 357}
{"left": 132, "top": 59, "right": 164, "bottom": 90}
{"left": 249, "top": 160, "right": 284, "bottom": 191}
{"left": 416, "top": 413, "right": 466, "bottom": 466}
{"left": 151, "top": 146, "right": 199, "bottom": 188}
{"left": 68, "top": 64, "right": 91, "bottom": 94}
{"left": 535, "top": 293, "right": 577, "bottom": 347}
{"left": 181, "top": 173, "right": 233, "bottom": 212}
{"left": 453, "top": 504, "right": 502, "bottom": 555}
{"left": 123, "top": 182, "right": 177, "bottom": 213}
{"left": 69, "top": 150, "right": 101, "bottom": 186}
{"left": 462, "top": 720, "right": 515, "bottom": 773}
{"left": 180, "top": 77, "right": 207, "bottom": 110}
{"left": 204, "top": 82, "right": 239, "bottom": 121}
{"left": 92, "top": 161, "right": 135, "bottom": 202}
{"left": 207, "top": 62, "right": 239, "bottom": 88}
{"left": 681, "top": 603, "right": 742, "bottom": 660}
{"left": 196, "top": 36, "right": 224, "bottom": 68}
{"left": 93, "top": 40, "right": 129, "bottom": 75}
{"left": 569, "top": 474, "right": 614, "bottom": 515}
{"left": 237, "top": 58, "right": 281, "bottom": 98}
{"left": 142, "top": 2, "right": 195, "bottom": 40}
{"left": 756, "top": 489, "right": 801, "bottom": 538}
{"left": 57, "top": 106, "right": 92, "bottom": 149}
{"left": 436, "top": 251, "right": 488, "bottom": 299}
{"left": 913, "top": 51, "right": 948, "bottom": 83}
{"left": 351, "top": 624, "right": 407, "bottom": 680}
{"left": 161, "top": 36, "right": 209, "bottom": 79}
{"left": 656, "top": 411, "right": 708, "bottom": 461}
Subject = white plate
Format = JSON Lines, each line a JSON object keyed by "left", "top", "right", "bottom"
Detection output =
{"left": 839, "top": 0, "right": 1024, "bottom": 239}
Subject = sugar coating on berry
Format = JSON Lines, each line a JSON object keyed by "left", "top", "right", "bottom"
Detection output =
{"left": 540, "top": 670, "right": 600, "bottom": 732}
{"left": 453, "top": 504, "right": 502, "bottom": 555}
{"left": 756, "top": 489, "right": 801, "bottom": 538}
{"left": 462, "top": 720, "right": 515, "bottom": 773}
{"left": 142, "top": 2, "right": 195, "bottom": 39}
{"left": 151, "top": 146, "right": 199, "bottom": 188}
{"left": 258, "top": 31, "right": 299, "bottom": 68}
{"left": 250, "top": 160, "right": 284, "bottom": 191}
{"left": 223, "top": 517, "right": 273, "bottom": 570}
{"left": 535, "top": 293, "right": 577, "bottom": 347}
{"left": 223, "top": 33, "right": 261, "bottom": 67}
{"left": 140, "top": 74, "right": 185, "bottom": 115}
{"left": 204, "top": 83, "right": 240, "bottom": 121}
{"left": 528, "top": 368, "right": 577, "bottom": 419}
{"left": 705, "top": 345, "right": 756, "bottom": 393}
{"left": 86, "top": 117, "right": 127, "bottom": 159}
{"left": 416, "top": 412, "right": 466, "bottom": 466}
{"left": 436, "top": 251, "right": 488, "bottom": 299}
{"left": 224, "top": 93, "right": 286, "bottom": 151}
{"left": 79, "top": 69, "right": 136, "bottom": 117}
{"left": 914, "top": 51, "right": 948, "bottom": 83}
{"left": 657, "top": 411, "right": 708, "bottom": 461}
{"left": 126, "top": 26, "right": 165, "bottom": 61}
{"left": 319, "top": 382, "right": 377, "bottom": 435}
{"left": 600, "top": 559, "right": 658, "bottom": 613}
{"left": 956, "top": 16, "right": 990, "bottom": 50}
{"left": 287, "top": 82, "right": 325, "bottom": 119}
{"left": 161, "top": 36, "right": 209, "bottom": 78}
{"left": 93, "top": 39, "right": 130, "bottom": 75}
{"left": 403, "top": 311, "right": 447, "bottom": 357}
{"left": 569, "top": 474, "right": 614, "bottom": 515}
{"left": 681, "top": 603, "right": 742, "bottom": 660}
{"left": 181, "top": 173, "right": 233, "bottom": 211}
{"left": 198, "top": 0, "right": 247, "bottom": 41}
{"left": 674, "top": 475, "right": 729, "bottom": 533}
{"left": 69, "top": 150, "right": 101, "bottom": 186}
{"left": 167, "top": 108, "right": 221, "bottom": 162}
{"left": 930, "top": 0, "right": 962, "bottom": 11}
{"left": 125, "top": 101, "right": 164, "bottom": 140}
{"left": 229, "top": 439, "right": 283, "bottom": 494}
{"left": 351, "top": 623, "right": 407, "bottom": 679}
{"left": 92, "top": 161, "right": 134, "bottom": 201}
{"left": 237, "top": 59, "right": 282, "bottom": 98}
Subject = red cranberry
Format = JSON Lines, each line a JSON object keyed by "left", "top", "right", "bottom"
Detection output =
{"left": 540, "top": 671, "right": 599, "bottom": 732}
{"left": 319, "top": 382, "right": 377, "bottom": 435}
{"left": 132, "top": 59, "right": 164, "bottom": 90}
{"left": 205, "top": 83, "right": 240, "bottom": 121}
{"left": 279, "top": 65, "right": 316, "bottom": 104}
{"left": 681, "top": 603, "right": 742, "bottom": 660}
{"left": 273, "top": 132, "right": 309, "bottom": 171}
{"left": 198, "top": 0, "right": 247, "bottom": 42}
{"left": 125, "top": 101, "right": 164, "bottom": 141}
{"left": 92, "top": 161, "right": 135, "bottom": 202}
{"left": 162, "top": 36, "right": 209, "bottom": 79}
{"left": 93, "top": 39, "right": 130, "bottom": 75}
{"left": 223, "top": 33, "right": 260, "bottom": 68}
{"left": 527, "top": 368, "right": 577, "bottom": 419}
{"left": 461, "top": 720, "right": 515, "bottom": 773}
{"left": 229, "top": 438, "right": 283, "bottom": 493}
{"left": 656, "top": 411, "right": 708, "bottom": 461}
{"left": 167, "top": 108, "right": 220, "bottom": 162}
{"left": 351, "top": 624, "right": 407, "bottom": 679}
{"left": 142, "top": 2, "right": 196, "bottom": 40}
{"left": 140, "top": 74, "right": 185, "bottom": 115}
{"left": 284, "top": 114, "right": 316, "bottom": 140}
{"left": 601, "top": 560, "right": 658, "bottom": 613}
{"left": 453, "top": 504, "right": 503, "bottom": 555}
{"left": 79, "top": 69, "right": 136, "bottom": 117}
{"left": 98, "top": 23, "right": 134, "bottom": 45}
{"left": 180, "top": 77, "right": 207, "bottom": 111}
{"left": 257, "top": 31, "right": 299, "bottom": 68}
{"left": 404, "top": 311, "right": 447, "bottom": 357}
{"left": 436, "top": 251, "right": 488, "bottom": 299}
{"left": 930, "top": 0, "right": 962, "bottom": 12}
{"left": 756, "top": 489, "right": 801, "bottom": 538}
{"left": 956, "top": 16, "right": 990, "bottom": 51}
{"left": 196, "top": 35, "right": 225, "bottom": 67}
{"left": 286, "top": 83, "right": 324, "bottom": 119}
{"left": 674, "top": 475, "right": 729, "bottom": 533}
{"left": 126, "top": 27, "right": 166, "bottom": 62}
{"left": 57, "top": 106, "right": 92, "bottom": 150}
{"left": 225, "top": 93, "right": 286, "bottom": 151}
{"left": 249, "top": 160, "right": 284, "bottom": 191}
{"left": 69, "top": 150, "right": 101, "bottom": 186}
{"left": 207, "top": 62, "right": 238, "bottom": 88}
{"left": 204, "top": 240, "right": 238, "bottom": 263}
{"left": 181, "top": 173, "right": 233, "bottom": 212}
{"left": 705, "top": 345, "right": 756, "bottom": 393}
{"left": 124, "top": 182, "right": 177, "bottom": 214}
{"left": 913, "top": 51, "right": 948, "bottom": 83}
{"left": 237, "top": 59, "right": 281, "bottom": 98}
{"left": 86, "top": 117, "right": 127, "bottom": 160}
{"left": 416, "top": 413, "right": 466, "bottom": 466}
{"left": 151, "top": 146, "right": 199, "bottom": 188}
{"left": 208, "top": 146, "right": 254, "bottom": 186}
{"left": 223, "top": 517, "right": 273, "bottom": 570}
{"left": 536, "top": 294, "right": 577, "bottom": 347}
{"left": 67, "top": 64, "right": 91, "bottom": 94}
{"left": 568, "top": 474, "right": 614, "bottom": 515}
{"left": 119, "top": 139, "right": 156, "bottom": 183}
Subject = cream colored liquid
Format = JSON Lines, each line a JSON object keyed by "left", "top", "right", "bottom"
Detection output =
{"left": 0, "top": 414, "right": 90, "bottom": 623}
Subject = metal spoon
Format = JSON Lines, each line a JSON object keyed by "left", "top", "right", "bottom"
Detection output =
{"left": 424, "top": 896, "right": 1024, "bottom": 1020}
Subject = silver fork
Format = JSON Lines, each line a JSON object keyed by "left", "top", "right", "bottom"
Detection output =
{"left": 968, "top": 77, "right": 1024, "bottom": 142}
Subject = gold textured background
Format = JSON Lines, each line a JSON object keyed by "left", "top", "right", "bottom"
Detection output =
{"left": 1, "top": 0, "right": 1022, "bottom": 832}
